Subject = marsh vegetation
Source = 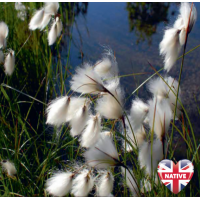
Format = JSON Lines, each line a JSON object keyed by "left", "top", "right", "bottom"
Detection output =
{"left": 0, "top": 2, "right": 200, "bottom": 197}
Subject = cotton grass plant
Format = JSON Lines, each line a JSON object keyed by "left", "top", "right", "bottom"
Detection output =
{"left": 43, "top": 47, "right": 186, "bottom": 196}
{"left": 0, "top": 21, "right": 16, "bottom": 76}
{"left": 43, "top": 2, "right": 199, "bottom": 197}
{"left": 0, "top": 2, "right": 200, "bottom": 197}
{"left": 29, "top": 2, "right": 62, "bottom": 46}
{"left": 0, "top": 22, "right": 8, "bottom": 49}
{"left": 0, "top": 160, "right": 17, "bottom": 178}
{"left": 159, "top": 2, "right": 197, "bottom": 72}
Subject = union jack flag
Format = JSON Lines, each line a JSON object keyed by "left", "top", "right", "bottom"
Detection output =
{"left": 157, "top": 159, "right": 194, "bottom": 194}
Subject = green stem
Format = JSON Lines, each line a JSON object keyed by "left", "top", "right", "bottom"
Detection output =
{"left": 170, "top": 3, "right": 194, "bottom": 155}
{"left": 121, "top": 116, "right": 127, "bottom": 196}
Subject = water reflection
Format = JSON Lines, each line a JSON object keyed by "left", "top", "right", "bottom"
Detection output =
{"left": 60, "top": 2, "right": 88, "bottom": 25}
{"left": 126, "top": 2, "right": 176, "bottom": 44}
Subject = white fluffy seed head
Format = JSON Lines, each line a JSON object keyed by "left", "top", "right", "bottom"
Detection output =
{"left": 70, "top": 102, "right": 90, "bottom": 137}
{"left": 66, "top": 97, "right": 88, "bottom": 122}
{"left": 125, "top": 126, "right": 146, "bottom": 151}
{"left": 29, "top": 8, "right": 45, "bottom": 30}
{"left": 148, "top": 77, "right": 181, "bottom": 118}
{"left": 103, "top": 48, "right": 118, "bottom": 77}
{"left": 47, "top": 16, "right": 62, "bottom": 45}
{"left": 121, "top": 167, "right": 139, "bottom": 196}
{"left": 130, "top": 98, "right": 149, "bottom": 131}
{"left": 81, "top": 114, "right": 101, "bottom": 148}
{"left": 84, "top": 136, "right": 119, "bottom": 169}
{"left": 56, "top": 17, "right": 62, "bottom": 37}
{"left": 179, "top": 28, "right": 186, "bottom": 46}
{"left": 4, "top": 50, "right": 15, "bottom": 76}
{"left": 94, "top": 49, "right": 118, "bottom": 78}
{"left": 71, "top": 169, "right": 94, "bottom": 197}
{"left": 96, "top": 171, "right": 114, "bottom": 197}
{"left": 160, "top": 28, "right": 179, "bottom": 55}
{"left": 94, "top": 58, "right": 112, "bottom": 77}
{"left": 15, "top": 2, "right": 25, "bottom": 11}
{"left": 95, "top": 80, "right": 124, "bottom": 119}
{"left": 45, "top": 171, "right": 74, "bottom": 197}
{"left": 148, "top": 98, "right": 172, "bottom": 141}
{"left": 1, "top": 160, "right": 17, "bottom": 177}
{"left": 39, "top": 13, "right": 51, "bottom": 31}
{"left": 180, "top": 2, "right": 197, "bottom": 33}
{"left": 70, "top": 63, "right": 104, "bottom": 95}
{"left": 0, "top": 50, "right": 4, "bottom": 63}
{"left": 165, "top": 76, "right": 180, "bottom": 97}
{"left": 46, "top": 96, "right": 70, "bottom": 127}
{"left": 44, "top": 2, "right": 59, "bottom": 15}
{"left": 0, "top": 22, "right": 8, "bottom": 49}
{"left": 165, "top": 76, "right": 182, "bottom": 118}
{"left": 159, "top": 27, "right": 181, "bottom": 72}
{"left": 138, "top": 140, "right": 163, "bottom": 176}
{"left": 0, "top": 37, "right": 6, "bottom": 49}
{"left": 174, "top": 15, "right": 184, "bottom": 30}
{"left": 148, "top": 77, "right": 168, "bottom": 100}
{"left": 48, "top": 20, "right": 57, "bottom": 46}
{"left": 17, "top": 11, "right": 27, "bottom": 21}
{"left": 15, "top": 2, "right": 26, "bottom": 21}
{"left": 160, "top": 3, "right": 197, "bottom": 72}
{"left": 100, "top": 131, "right": 113, "bottom": 140}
